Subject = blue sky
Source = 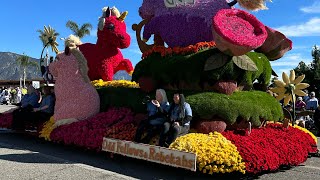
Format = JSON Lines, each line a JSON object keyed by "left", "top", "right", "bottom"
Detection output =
{"left": 0, "top": 0, "right": 319, "bottom": 76}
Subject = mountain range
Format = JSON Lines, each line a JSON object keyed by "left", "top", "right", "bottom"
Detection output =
{"left": 0, "top": 52, "right": 131, "bottom": 81}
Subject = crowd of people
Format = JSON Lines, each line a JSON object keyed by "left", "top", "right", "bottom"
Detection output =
{"left": 0, "top": 87, "right": 23, "bottom": 105}
{"left": 134, "top": 89, "right": 193, "bottom": 147}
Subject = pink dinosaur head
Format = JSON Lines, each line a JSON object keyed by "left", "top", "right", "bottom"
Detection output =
{"left": 97, "top": 7, "right": 130, "bottom": 49}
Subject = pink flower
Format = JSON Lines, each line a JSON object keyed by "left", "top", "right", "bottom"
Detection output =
{"left": 212, "top": 9, "right": 267, "bottom": 56}
{"left": 255, "top": 26, "right": 293, "bottom": 60}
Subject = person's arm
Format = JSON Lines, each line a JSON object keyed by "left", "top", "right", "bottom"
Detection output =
{"left": 180, "top": 103, "right": 192, "bottom": 125}
{"left": 34, "top": 105, "right": 49, "bottom": 112}
{"left": 157, "top": 102, "right": 170, "bottom": 114}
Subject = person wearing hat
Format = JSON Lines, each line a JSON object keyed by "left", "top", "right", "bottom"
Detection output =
{"left": 306, "top": 92, "right": 318, "bottom": 110}
{"left": 296, "top": 97, "right": 306, "bottom": 111}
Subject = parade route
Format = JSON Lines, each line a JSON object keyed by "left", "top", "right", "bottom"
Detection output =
{"left": 1, "top": 105, "right": 320, "bottom": 180}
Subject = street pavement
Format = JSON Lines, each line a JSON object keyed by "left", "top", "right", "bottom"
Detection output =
{"left": 0, "top": 105, "right": 320, "bottom": 180}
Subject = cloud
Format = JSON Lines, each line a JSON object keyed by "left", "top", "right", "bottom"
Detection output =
{"left": 301, "top": 1, "right": 320, "bottom": 13}
{"left": 271, "top": 53, "right": 310, "bottom": 67}
{"left": 293, "top": 45, "right": 310, "bottom": 51}
{"left": 274, "top": 18, "right": 320, "bottom": 37}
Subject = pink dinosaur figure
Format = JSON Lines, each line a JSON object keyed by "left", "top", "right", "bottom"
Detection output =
{"left": 79, "top": 7, "right": 133, "bottom": 81}
{"left": 49, "top": 47, "right": 100, "bottom": 127}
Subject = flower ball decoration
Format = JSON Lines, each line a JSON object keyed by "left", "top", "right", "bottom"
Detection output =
{"left": 212, "top": 9, "right": 267, "bottom": 56}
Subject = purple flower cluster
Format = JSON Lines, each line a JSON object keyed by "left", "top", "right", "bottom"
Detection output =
{"left": 139, "top": 0, "right": 231, "bottom": 47}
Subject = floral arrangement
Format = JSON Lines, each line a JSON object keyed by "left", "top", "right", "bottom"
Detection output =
{"left": 0, "top": 113, "right": 13, "bottom": 129}
{"left": 255, "top": 26, "right": 292, "bottom": 60}
{"left": 91, "top": 79, "right": 140, "bottom": 88}
{"left": 39, "top": 116, "right": 55, "bottom": 141}
{"left": 139, "top": 0, "right": 230, "bottom": 47}
{"left": 212, "top": 9, "right": 267, "bottom": 56}
{"left": 293, "top": 125, "right": 318, "bottom": 144}
{"left": 78, "top": 7, "right": 133, "bottom": 81}
{"left": 49, "top": 48, "right": 100, "bottom": 127}
{"left": 170, "top": 132, "right": 246, "bottom": 174}
{"left": 270, "top": 70, "right": 309, "bottom": 125}
{"left": 50, "top": 108, "right": 134, "bottom": 151}
{"left": 142, "top": 41, "right": 216, "bottom": 59}
{"left": 222, "top": 123, "right": 318, "bottom": 174}
{"left": 105, "top": 122, "right": 137, "bottom": 141}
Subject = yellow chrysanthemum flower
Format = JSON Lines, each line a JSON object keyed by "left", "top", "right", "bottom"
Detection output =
{"left": 271, "top": 70, "right": 309, "bottom": 105}
{"left": 39, "top": 117, "right": 56, "bottom": 141}
{"left": 91, "top": 79, "right": 140, "bottom": 88}
{"left": 293, "top": 125, "right": 318, "bottom": 144}
{"left": 170, "top": 132, "right": 246, "bottom": 174}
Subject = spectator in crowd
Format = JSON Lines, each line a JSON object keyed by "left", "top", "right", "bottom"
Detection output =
{"left": 16, "top": 87, "right": 22, "bottom": 104}
{"left": 306, "top": 92, "right": 318, "bottom": 110}
{"left": 296, "top": 97, "right": 306, "bottom": 111}
{"left": 134, "top": 89, "right": 170, "bottom": 143}
{"left": 159, "top": 93, "right": 192, "bottom": 147}
{"left": 0, "top": 87, "right": 10, "bottom": 105}
{"left": 303, "top": 90, "right": 310, "bottom": 103}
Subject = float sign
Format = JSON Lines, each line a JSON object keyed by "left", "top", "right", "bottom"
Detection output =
{"left": 102, "top": 138, "right": 196, "bottom": 171}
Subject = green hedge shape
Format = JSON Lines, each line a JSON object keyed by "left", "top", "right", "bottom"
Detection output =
{"left": 132, "top": 49, "right": 272, "bottom": 89}
{"left": 97, "top": 88, "right": 283, "bottom": 126}
{"left": 186, "top": 91, "right": 283, "bottom": 127}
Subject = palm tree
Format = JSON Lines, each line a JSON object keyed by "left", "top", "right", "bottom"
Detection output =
{"left": 66, "top": 20, "right": 92, "bottom": 39}
{"left": 37, "top": 25, "right": 60, "bottom": 53}
{"left": 37, "top": 25, "right": 60, "bottom": 76}
{"left": 16, "top": 54, "right": 39, "bottom": 87}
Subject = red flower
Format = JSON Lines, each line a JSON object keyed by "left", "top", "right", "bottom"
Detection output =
{"left": 222, "top": 123, "right": 317, "bottom": 174}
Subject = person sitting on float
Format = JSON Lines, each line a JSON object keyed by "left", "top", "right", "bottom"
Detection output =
{"left": 11, "top": 84, "right": 40, "bottom": 130}
{"left": 27, "top": 86, "right": 55, "bottom": 128}
{"left": 159, "top": 93, "right": 192, "bottom": 148}
{"left": 134, "top": 89, "right": 170, "bottom": 143}
{"left": 11, "top": 86, "right": 55, "bottom": 131}
{"left": 18, "top": 84, "right": 40, "bottom": 108}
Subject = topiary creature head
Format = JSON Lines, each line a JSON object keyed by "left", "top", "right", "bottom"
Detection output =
{"left": 97, "top": 7, "right": 130, "bottom": 49}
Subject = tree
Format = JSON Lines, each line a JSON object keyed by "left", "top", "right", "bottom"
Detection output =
{"left": 66, "top": 20, "right": 92, "bottom": 39}
{"left": 37, "top": 25, "right": 60, "bottom": 77}
{"left": 37, "top": 25, "right": 60, "bottom": 52}
{"left": 16, "top": 54, "right": 39, "bottom": 87}
{"left": 293, "top": 45, "right": 320, "bottom": 95}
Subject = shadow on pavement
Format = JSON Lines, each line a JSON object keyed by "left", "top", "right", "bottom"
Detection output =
{"left": 0, "top": 131, "right": 255, "bottom": 180}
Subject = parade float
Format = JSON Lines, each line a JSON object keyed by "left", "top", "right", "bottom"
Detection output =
{"left": 0, "top": 0, "right": 319, "bottom": 177}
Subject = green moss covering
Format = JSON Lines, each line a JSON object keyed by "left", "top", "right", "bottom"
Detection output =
{"left": 97, "top": 88, "right": 283, "bottom": 127}
{"left": 186, "top": 91, "right": 283, "bottom": 127}
{"left": 132, "top": 49, "right": 272, "bottom": 90}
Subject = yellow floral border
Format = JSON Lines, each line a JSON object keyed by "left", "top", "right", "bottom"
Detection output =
{"left": 91, "top": 79, "right": 139, "bottom": 88}
{"left": 170, "top": 132, "right": 246, "bottom": 174}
